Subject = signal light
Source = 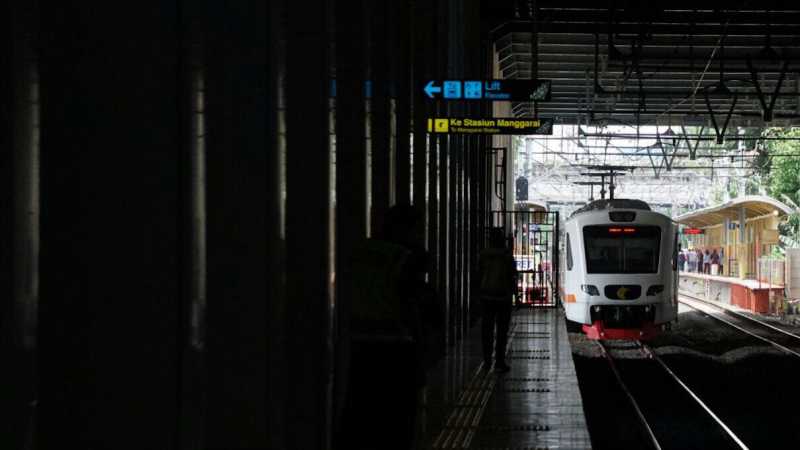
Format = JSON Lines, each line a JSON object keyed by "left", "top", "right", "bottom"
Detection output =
{"left": 608, "top": 227, "right": 622, "bottom": 233}
{"left": 623, "top": 227, "right": 635, "bottom": 233}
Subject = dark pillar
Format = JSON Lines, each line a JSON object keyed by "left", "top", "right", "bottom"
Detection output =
{"left": 454, "top": 139, "right": 463, "bottom": 340}
{"left": 394, "top": 1, "right": 411, "bottom": 205}
{"left": 439, "top": 135, "right": 450, "bottom": 344}
{"left": 38, "top": 3, "right": 182, "bottom": 448}
{"left": 412, "top": 5, "right": 430, "bottom": 218}
{"left": 266, "top": 1, "right": 286, "bottom": 448}
{"left": 204, "top": 1, "right": 269, "bottom": 448}
{"left": 334, "top": 0, "right": 367, "bottom": 442}
{"left": 448, "top": 138, "right": 458, "bottom": 343}
{"left": 426, "top": 4, "right": 440, "bottom": 297}
{"left": 435, "top": 0, "right": 451, "bottom": 345}
{"left": 285, "top": 0, "right": 333, "bottom": 448}
{"left": 338, "top": 0, "right": 367, "bottom": 260}
{"left": 3, "top": 3, "right": 38, "bottom": 448}
{"left": 428, "top": 133, "right": 440, "bottom": 290}
{"left": 178, "top": 3, "right": 207, "bottom": 448}
{"left": 370, "top": 0, "right": 390, "bottom": 230}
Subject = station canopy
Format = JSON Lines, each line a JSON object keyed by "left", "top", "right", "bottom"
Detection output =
{"left": 673, "top": 195, "right": 794, "bottom": 228}
{"left": 483, "top": 1, "right": 800, "bottom": 128}
{"left": 489, "top": 2, "right": 800, "bottom": 217}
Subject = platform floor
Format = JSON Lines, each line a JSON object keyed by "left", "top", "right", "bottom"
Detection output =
{"left": 417, "top": 307, "right": 592, "bottom": 449}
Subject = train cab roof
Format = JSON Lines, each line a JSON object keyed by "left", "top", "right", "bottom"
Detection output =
{"left": 568, "top": 199, "right": 651, "bottom": 219}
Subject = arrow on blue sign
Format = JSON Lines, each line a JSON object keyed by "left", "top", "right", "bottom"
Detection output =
{"left": 424, "top": 81, "right": 442, "bottom": 98}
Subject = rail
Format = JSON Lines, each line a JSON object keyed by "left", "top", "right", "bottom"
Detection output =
{"left": 679, "top": 293, "right": 800, "bottom": 341}
{"left": 595, "top": 341, "right": 662, "bottom": 450}
{"left": 639, "top": 342, "right": 749, "bottom": 450}
{"left": 679, "top": 295, "right": 800, "bottom": 359}
{"left": 597, "top": 340, "right": 749, "bottom": 450}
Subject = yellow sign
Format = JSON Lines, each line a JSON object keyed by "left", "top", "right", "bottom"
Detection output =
{"left": 426, "top": 117, "right": 553, "bottom": 135}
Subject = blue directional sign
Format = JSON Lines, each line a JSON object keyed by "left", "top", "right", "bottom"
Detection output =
{"left": 464, "top": 81, "right": 482, "bottom": 99}
{"left": 422, "top": 79, "right": 551, "bottom": 102}
{"left": 443, "top": 80, "right": 462, "bottom": 99}
{"left": 423, "top": 80, "right": 441, "bottom": 98}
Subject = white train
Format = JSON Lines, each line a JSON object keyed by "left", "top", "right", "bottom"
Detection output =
{"left": 560, "top": 199, "right": 678, "bottom": 339}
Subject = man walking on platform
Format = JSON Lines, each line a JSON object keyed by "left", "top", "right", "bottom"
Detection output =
{"left": 477, "top": 228, "right": 517, "bottom": 373}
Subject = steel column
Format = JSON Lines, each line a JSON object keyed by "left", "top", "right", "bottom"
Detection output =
{"left": 394, "top": 1, "right": 411, "bottom": 204}
{"left": 286, "top": 0, "right": 333, "bottom": 448}
{"left": 412, "top": 3, "right": 431, "bottom": 216}
{"left": 4, "top": 3, "right": 38, "bottom": 448}
{"left": 38, "top": 3, "right": 184, "bottom": 447}
{"left": 370, "top": 0, "right": 390, "bottom": 231}
{"left": 333, "top": 0, "right": 368, "bottom": 446}
{"left": 266, "top": 1, "right": 286, "bottom": 448}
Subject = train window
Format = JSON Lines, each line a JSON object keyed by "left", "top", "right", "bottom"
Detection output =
{"left": 566, "top": 233, "right": 573, "bottom": 271}
{"left": 583, "top": 226, "right": 661, "bottom": 274}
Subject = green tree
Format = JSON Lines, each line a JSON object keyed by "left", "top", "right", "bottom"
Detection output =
{"left": 764, "top": 128, "right": 800, "bottom": 205}
{"left": 756, "top": 128, "right": 800, "bottom": 252}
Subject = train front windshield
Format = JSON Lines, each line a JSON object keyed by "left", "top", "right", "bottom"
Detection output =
{"left": 583, "top": 226, "right": 661, "bottom": 274}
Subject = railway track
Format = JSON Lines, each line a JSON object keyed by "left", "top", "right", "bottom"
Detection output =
{"left": 596, "top": 340, "right": 749, "bottom": 450}
{"left": 679, "top": 294, "right": 800, "bottom": 359}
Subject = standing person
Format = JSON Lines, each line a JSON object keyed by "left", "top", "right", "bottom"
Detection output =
{"left": 336, "top": 205, "right": 435, "bottom": 450}
{"left": 696, "top": 249, "right": 704, "bottom": 273}
{"left": 477, "top": 228, "right": 517, "bottom": 373}
{"left": 719, "top": 247, "right": 725, "bottom": 275}
{"left": 710, "top": 249, "right": 720, "bottom": 275}
{"left": 687, "top": 248, "right": 697, "bottom": 272}
{"left": 678, "top": 250, "right": 686, "bottom": 272}
{"left": 703, "top": 249, "right": 711, "bottom": 274}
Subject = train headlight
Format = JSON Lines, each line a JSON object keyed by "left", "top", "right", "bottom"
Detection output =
{"left": 646, "top": 285, "right": 664, "bottom": 296}
{"left": 581, "top": 284, "right": 600, "bottom": 296}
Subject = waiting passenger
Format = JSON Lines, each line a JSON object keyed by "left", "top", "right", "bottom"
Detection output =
{"left": 710, "top": 249, "right": 720, "bottom": 275}
{"left": 477, "top": 228, "right": 517, "bottom": 373}
{"left": 696, "top": 249, "right": 704, "bottom": 273}
{"left": 703, "top": 249, "right": 711, "bottom": 274}
{"left": 687, "top": 249, "right": 697, "bottom": 272}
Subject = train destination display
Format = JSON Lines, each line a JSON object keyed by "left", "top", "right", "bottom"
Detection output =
{"left": 426, "top": 117, "right": 553, "bottom": 135}
{"left": 423, "top": 79, "right": 551, "bottom": 101}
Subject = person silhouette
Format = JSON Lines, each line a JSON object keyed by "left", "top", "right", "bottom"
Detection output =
{"left": 477, "top": 228, "right": 517, "bottom": 373}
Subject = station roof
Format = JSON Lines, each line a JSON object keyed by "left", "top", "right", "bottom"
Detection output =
{"left": 674, "top": 195, "right": 794, "bottom": 228}
{"left": 484, "top": 1, "right": 800, "bottom": 126}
